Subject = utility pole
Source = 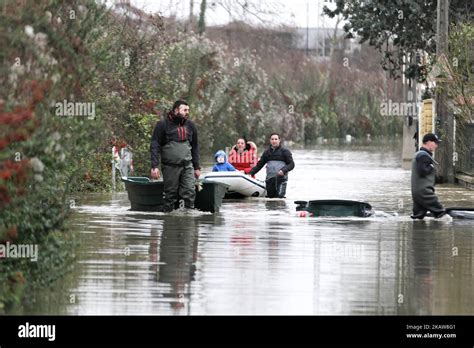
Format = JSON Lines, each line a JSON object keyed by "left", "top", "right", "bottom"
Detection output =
{"left": 435, "top": 0, "right": 455, "bottom": 183}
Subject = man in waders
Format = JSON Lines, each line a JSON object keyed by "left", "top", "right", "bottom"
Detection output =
{"left": 410, "top": 133, "right": 446, "bottom": 219}
{"left": 249, "top": 133, "right": 295, "bottom": 198}
{"left": 150, "top": 100, "right": 201, "bottom": 212}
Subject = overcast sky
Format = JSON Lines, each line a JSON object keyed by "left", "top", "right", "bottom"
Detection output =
{"left": 128, "top": 0, "right": 341, "bottom": 28}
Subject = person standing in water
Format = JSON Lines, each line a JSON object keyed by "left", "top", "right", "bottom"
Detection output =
{"left": 249, "top": 133, "right": 295, "bottom": 198}
{"left": 150, "top": 100, "right": 201, "bottom": 212}
{"left": 410, "top": 133, "right": 446, "bottom": 219}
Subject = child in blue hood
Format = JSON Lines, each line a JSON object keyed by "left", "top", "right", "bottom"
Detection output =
{"left": 212, "top": 150, "right": 237, "bottom": 172}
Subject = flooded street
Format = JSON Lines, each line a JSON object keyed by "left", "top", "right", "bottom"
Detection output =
{"left": 15, "top": 147, "right": 474, "bottom": 315}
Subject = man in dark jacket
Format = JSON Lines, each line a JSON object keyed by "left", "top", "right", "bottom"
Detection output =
{"left": 150, "top": 100, "right": 201, "bottom": 212}
{"left": 249, "top": 133, "right": 295, "bottom": 198}
{"left": 410, "top": 133, "right": 446, "bottom": 219}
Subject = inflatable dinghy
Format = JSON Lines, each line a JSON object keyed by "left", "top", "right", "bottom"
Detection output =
{"left": 203, "top": 171, "right": 266, "bottom": 198}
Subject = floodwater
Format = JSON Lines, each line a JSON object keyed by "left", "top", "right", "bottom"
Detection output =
{"left": 13, "top": 147, "right": 474, "bottom": 315}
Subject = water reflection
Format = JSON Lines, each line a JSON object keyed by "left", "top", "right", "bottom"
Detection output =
{"left": 264, "top": 199, "right": 288, "bottom": 212}
{"left": 409, "top": 224, "right": 436, "bottom": 315}
{"left": 153, "top": 216, "right": 198, "bottom": 314}
{"left": 398, "top": 221, "right": 474, "bottom": 315}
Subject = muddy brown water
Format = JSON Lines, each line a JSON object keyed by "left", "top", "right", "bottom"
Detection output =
{"left": 11, "top": 148, "right": 474, "bottom": 315}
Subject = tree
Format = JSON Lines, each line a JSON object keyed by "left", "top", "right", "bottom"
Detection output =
{"left": 323, "top": 0, "right": 473, "bottom": 81}
{"left": 198, "top": 0, "right": 206, "bottom": 35}
{"left": 196, "top": 0, "right": 281, "bottom": 35}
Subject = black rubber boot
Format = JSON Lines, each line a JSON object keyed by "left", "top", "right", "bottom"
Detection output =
{"left": 434, "top": 210, "right": 447, "bottom": 218}
{"left": 410, "top": 211, "right": 427, "bottom": 219}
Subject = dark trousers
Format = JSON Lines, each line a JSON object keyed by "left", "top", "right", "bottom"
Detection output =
{"left": 266, "top": 176, "right": 288, "bottom": 198}
{"left": 162, "top": 164, "right": 195, "bottom": 211}
{"left": 412, "top": 188, "right": 444, "bottom": 216}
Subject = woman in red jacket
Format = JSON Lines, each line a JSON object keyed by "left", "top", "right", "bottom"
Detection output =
{"left": 228, "top": 138, "right": 258, "bottom": 175}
